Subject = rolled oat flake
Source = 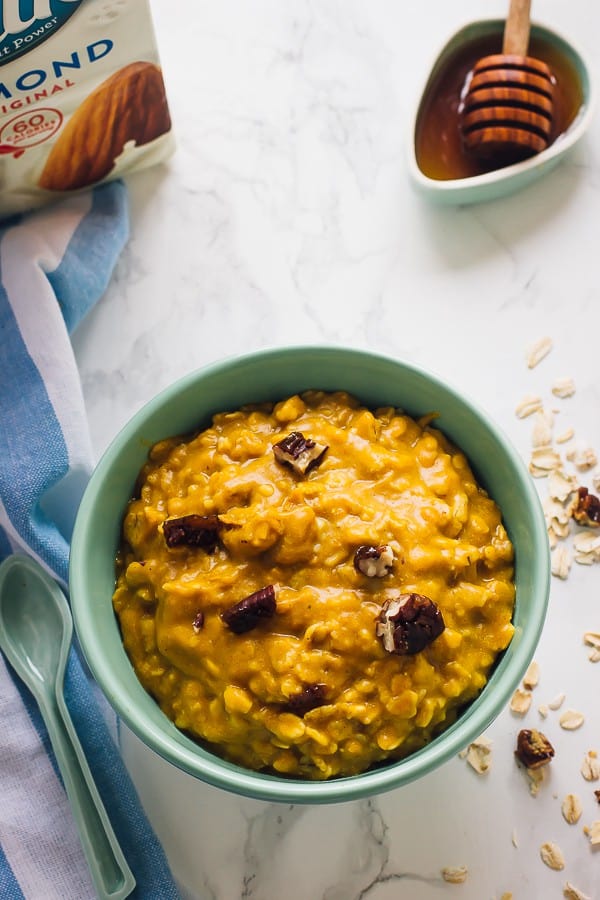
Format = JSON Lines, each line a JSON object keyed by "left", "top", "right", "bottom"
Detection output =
{"left": 539, "top": 841, "right": 565, "bottom": 870}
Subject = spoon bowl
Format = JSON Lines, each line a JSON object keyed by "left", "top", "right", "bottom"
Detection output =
{"left": 0, "top": 555, "right": 72, "bottom": 698}
{"left": 0, "top": 555, "right": 135, "bottom": 900}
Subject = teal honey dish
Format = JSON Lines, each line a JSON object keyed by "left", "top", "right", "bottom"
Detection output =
{"left": 408, "top": 19, "right": 594, "bottom": 205}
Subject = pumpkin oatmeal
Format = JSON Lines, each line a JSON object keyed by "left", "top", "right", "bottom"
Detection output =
{"left": 112, "top": 390, "right": 515, "bottom": 779}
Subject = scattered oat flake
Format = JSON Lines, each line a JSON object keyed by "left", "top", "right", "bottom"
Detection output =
{"left": 538, "top": 704, "right": 549, "bottom": 718}
{"left": 562, "top": 794, "right": 583, "bottom": 824}
{"left": 548, "top": 523, "right": 570, "bottom": 547}
{"left": 530, "top": 465, "right": 554, "bottom": 479}
{"left": 510, "top": 688, "right": 532, "bottom": 715}
{"left": 567, "top": 445, "right": 598, "bottom": 472}
{"left": 527, "top": 336, "right": 553, "bottom": 369}
{"left": 545, "top": 511, "right": 571, "bottom": 544}
{"left": 573, "top": 532, "right": 600, "bottom": 554}
{"left": 581, "top": 751, "right": 600, "bottom": 781}
{"left": 559, "top": 709, "right": 585, "bottom": 730}
{"left": 573, "top": 533, "right": 600, "bottom": 565}
{"left": 500, "top": 894, "right": 513, "bottom": 900}
{"left": 588, "top": 820, "right": 600, "bottom": 846}
{"left": 540, "top": 841, "right": 565, "bottom": 870}
{"left": 574, "top": 553, "right": 596, "bottom": 567}
{"left": 530, "top": 447, "right": 562, "bottom": 474}
{"left": 442, "top": 865, "right": 468, "bottom": 884}
{"left": 511, "top": 829, "right": 519, "bottom": 848}
{"left": 526, "top": 765, "right": 546, "bottom": 796}
{"left": 548, "top": 692, "right": 566, "bottom": 711}
{"left": 564, "top": 883, "right": 592, "bottom": 900}
{"left": 523, "top": 661, "right": 540, "bottom": 690}
{"left": 556, "top": 427, "right": 575, "bottom": 444}
{"left": 464, "top": 736, "right": 492, "bottom": 774}
{"left": 544, "top": 498, "right": 572, "bottom": 529}
{"left": 551, "top": 545, "right": 571, "bottom": 579}
{"left": 531, "top": 410, "right": 554, "bottom": 448}
{"left": 583, "top": 632, "right": 600, "bottom": 649}
{"left": 576, "top": 555, "right": 599, "bottom": 571}
{"left": 515, "top": 394, "right": 543, "bottom": 419}
{"left": 552, "top": 377, "right": 576, "bottom": 398}
{"left": 548, "top": 469, "right": 578, "bottom": 502}
{"left": 583, "top": 633, "right": 600, "bottom": 663}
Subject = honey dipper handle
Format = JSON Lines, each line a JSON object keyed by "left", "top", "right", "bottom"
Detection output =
{"left": 502, "top": 0, "right": 532, "bottom": 55}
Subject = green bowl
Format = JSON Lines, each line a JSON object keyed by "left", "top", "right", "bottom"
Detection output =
{"left": 408, "top": 19, "right": 595, "bottom": 205}
{"left": 70, "top": 346, "right": 550, "bottom": 803}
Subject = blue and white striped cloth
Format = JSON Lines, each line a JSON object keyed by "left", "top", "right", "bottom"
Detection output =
{"left": 0, "top": 185, "right": 179, "bottom": 899}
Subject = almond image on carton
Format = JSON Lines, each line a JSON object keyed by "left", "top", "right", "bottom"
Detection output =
{"left": 38, "top": 60, "right": 171, "bottom": 191}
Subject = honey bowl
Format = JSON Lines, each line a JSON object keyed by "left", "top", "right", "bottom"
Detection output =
{"left": 69, "top": 346, "right": 550, "bottom": 803}
{"left": 408, "top": 19, "right": 594, "bottom": 205}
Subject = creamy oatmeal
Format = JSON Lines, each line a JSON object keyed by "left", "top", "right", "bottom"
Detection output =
{"left": 113, "top": 391, "right": 515, "bottom": 779}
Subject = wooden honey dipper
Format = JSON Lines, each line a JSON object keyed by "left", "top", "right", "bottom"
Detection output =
{"left": 459, "top": 0, "right": 556, "bottom": 162}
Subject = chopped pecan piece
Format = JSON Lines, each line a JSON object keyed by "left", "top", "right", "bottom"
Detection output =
{"left": 284, "top": 683, "right": 327, "bottom": 716}
{"left": 376, "top": 592, "right": 445, "bottom": 655}
{"left": 163, "top": 514, "right": 222, "bottom": 550}
{"left": 515, "top": 728, "right": 555, "bottom": 769}
{"left": 192, "top": 611, "right": 205, "bottom": 634}
{"left": 595, "top": 790, "right": 600, "bottom": 804}
{"left": 354, "top": 544, "right": 394, "bottom": 577}
{"left": 273, "top": 431, "right": 328, "bottom": 475}
{"left": 572, "top": 487, "right": 600, "bottom": 527}
{"left": 221, "top": 585, "right": 277, "bottom": 634}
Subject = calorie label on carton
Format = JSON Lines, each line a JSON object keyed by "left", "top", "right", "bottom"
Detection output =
{"left": 0, "top": 0, "right": 174, "bottom": 217}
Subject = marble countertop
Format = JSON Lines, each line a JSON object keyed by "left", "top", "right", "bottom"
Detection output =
{"left": 72, "top": 1, "right": 600, "bottom": 897}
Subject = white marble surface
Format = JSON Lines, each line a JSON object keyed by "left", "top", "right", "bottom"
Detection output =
{"left": 72, "top": 1, "right": 600, "bottom": 897}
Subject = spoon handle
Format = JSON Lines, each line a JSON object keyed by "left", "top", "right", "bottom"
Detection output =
{"left": 41, "top": 693, "right": 136, "bottom": 899}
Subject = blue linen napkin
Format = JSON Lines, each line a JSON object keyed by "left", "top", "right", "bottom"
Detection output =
{"left": 0, "top": 184, "right": 179, "bottom": 900}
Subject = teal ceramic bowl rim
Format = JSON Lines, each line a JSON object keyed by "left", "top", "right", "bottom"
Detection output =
{"left": 407, "top": 18, "right": 595, "bottom": 204}
{"left": 70, "top": 345, "right": 550, "bottom": 804}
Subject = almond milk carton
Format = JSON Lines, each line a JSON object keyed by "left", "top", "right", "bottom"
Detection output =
{"left": 0, "top": 0, "right": 174, "bottom": 217}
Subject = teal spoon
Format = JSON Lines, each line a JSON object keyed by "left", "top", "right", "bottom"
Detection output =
{"left": 0, "top": 555, "right": 136, "bottom": 900}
